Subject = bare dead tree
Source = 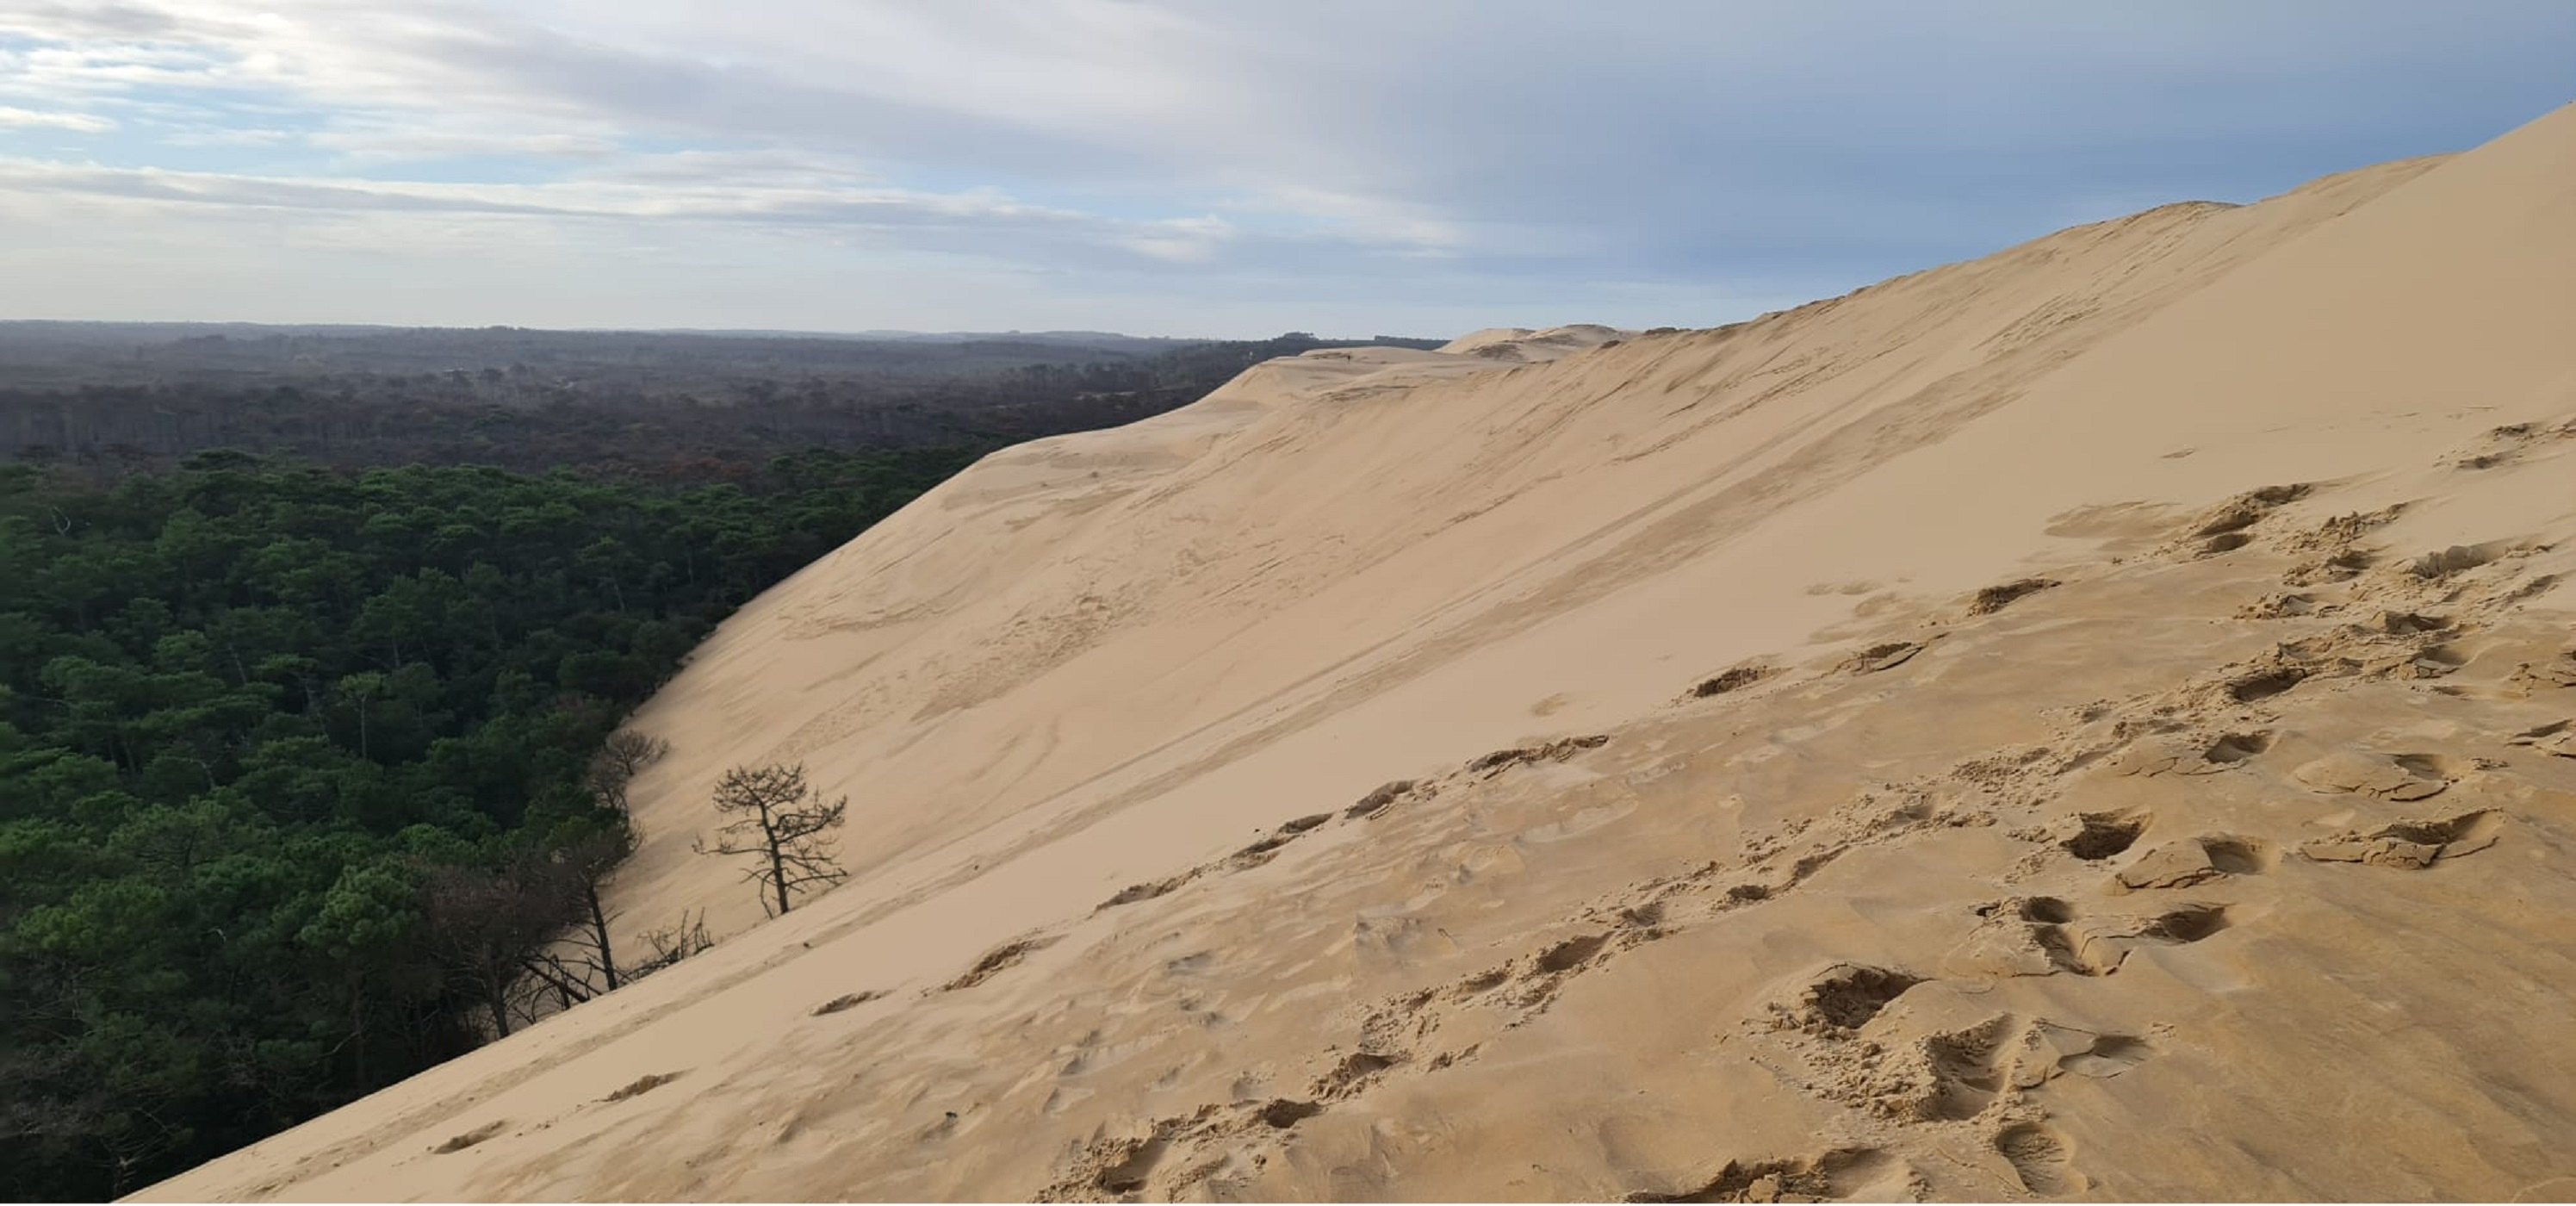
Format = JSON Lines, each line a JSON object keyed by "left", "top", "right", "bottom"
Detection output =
{"left": 507, "top": 949, "right": 598, "bottom": 1029}
{"left": 692, "top": 763, "right": 848, "bottom": 917}
{"left": 584, "top": 728, "right": 670, "bottom": 814}
{"left": 506, "top": 874, "right": 681, "bottom": 1029}
{"left": 419, "top": 857, "right": 579, "bottom": 1039}
{"left": 534, "top": 728, "right": 664, "bottom": 995}
{"left": 555, "top": 819, "right": 637, "bottom": 992}
{"left": 626, "top": 910, "right": 715, "bottom": 979}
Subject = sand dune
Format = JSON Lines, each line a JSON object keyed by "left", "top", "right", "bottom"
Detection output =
{"left": 140, "top": 103, "right": 2576, "bottom": 1202}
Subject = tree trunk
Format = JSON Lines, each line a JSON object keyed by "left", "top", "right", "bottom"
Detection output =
{"left": 586, "top": 884, "right": 619, "bottom": 991}
{"left": 762, "top": 802, "right": 790, "bottom": 917}
{"left": 348, "top": 974, "right": 369, "bottom": 1085}
{"left": 485, "top": 973, "right": 512, "bottom": 1040}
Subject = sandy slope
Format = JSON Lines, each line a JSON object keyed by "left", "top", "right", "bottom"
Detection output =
{"left": 140, "top": 104, "right": 2576, "bottom": 1202}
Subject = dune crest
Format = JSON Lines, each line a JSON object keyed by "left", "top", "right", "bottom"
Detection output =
{"left": 140, "top": 104, "right": 2576, "bottom": 1202}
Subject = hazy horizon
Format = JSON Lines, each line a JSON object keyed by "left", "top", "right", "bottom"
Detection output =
{"left": 0, "top": 317, "right": 1377, "bottom": 342}
{"left": 3, "top": 2, "right": 2569, "bottom": 338}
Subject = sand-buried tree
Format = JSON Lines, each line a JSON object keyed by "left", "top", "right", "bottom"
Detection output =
{"left": 694, "top": 763, "right": 852, "bottom": 917}
{"left": 506, "top": 729, "right": 674, "bottom": 999}
{"left": 584, "top": 728, "right": 671, "bottom": 816}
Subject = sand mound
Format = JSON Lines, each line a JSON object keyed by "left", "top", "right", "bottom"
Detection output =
{"left": 1438, "top": 323, "right": 1634, "bottom": 360}
{"left": 140, "top": 103, "right": 2576, "bottom": 1202}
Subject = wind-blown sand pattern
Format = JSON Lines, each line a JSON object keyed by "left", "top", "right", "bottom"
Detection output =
{"left": 140, "top": 104, "right": 2576, "bottom": 1202}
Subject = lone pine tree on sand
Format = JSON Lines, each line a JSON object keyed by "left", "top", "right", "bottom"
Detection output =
{"left": 695, "top": 763, "right": 850, "bottom": 916}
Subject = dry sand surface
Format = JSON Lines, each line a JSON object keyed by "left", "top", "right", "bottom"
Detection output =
{"left": 140, "top": 103, "right": 2576, "bottom": 1202}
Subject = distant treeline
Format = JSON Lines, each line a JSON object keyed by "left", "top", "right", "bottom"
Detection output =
{"left": 0, "top": 326, "right": 1445, "bottom": 479}
{"left": 0, "top": 447, "right": 978, "bottom": 1200}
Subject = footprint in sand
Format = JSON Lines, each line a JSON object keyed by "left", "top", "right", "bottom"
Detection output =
{"left": 2189, "top": 730, "right": 2275, "bottom": 771}
{"left": 812, "top": 990, "right": 888, "bottom": 1016}
{"left": 2292, "top": 750, "right": 2456, "bottom": 801}
{"left": 1098, "top": 873, "right": 1194, "bottom": 910}
{"left": 1915, "top": 1015, "right": 2019, "bottom": 1120}
{"left": 1344, "top": 779, "right": 1422, "bottom": 819}
{"left": 2008, "top": 1022, "right": 2156, "bottom": 1087}
{"left": 2058, "top": 811, "right": 2149, "bottom": 861}
{"left": 2225, "top": 666, "right": 2307, "bottom": 703}
{"left": 1994, "top": 1122, "right": 2086, "bottom": 1196}
{"left": 1623, "top": 1147, "right": 1905, "bottom": 1204}
{"left": 1464, "top": 734, "right": 1609, "bottom": 774}
{"left": 2284, "top": 548, "right": 2374, "bottom": 586}
{"left": 1968, "top": 577, "right": 2060, "bottom": 616}
{"left": 1845, "top": 641, "right": 1927, "bottom": 674}
{"left": 1532, "top": 932, "right": 1611, "bottom": 975}
{"left": 1091, "top": 1133, "right": 1169, "bottom": 1195}
{"left": 1103, "top": 803, "right": 1361, "bottom": 912}
{"left": 1311, "top": 1050, "right": 1404, "bottom": 1101}
{"left": 1688, "top": 662, "right": 1779, "bottom": 699}
{"left": 601, "top": 1072, "right": 684, "bottom": 1103}
{"left": 2449, "top": 420, "right": 2566, "bottom": 469}
{"left": 940, "top": 934, "right": 1060, "bottom": 992}
{"left": 2300, "top": 811, "right": 2502, "bottom": 869}
{"left": 1947, "top": 898, "right": 2077, "bottom": 979}
{"left": 1951, "top": 898, "right": 2231, "bottom": 979}
{"left": 2109, "top": 731, "right": 2274, "bottom": 778}
{"left": 2403, "top": 643, "right": 2472, "bottom": 679}
{"left": 1771, "top": 963, "right": 1926, "bottom": 1033}
{"left": 1893, "top": 1015, "right": 2159, "bottom": 1122}
{"left": 2506, "top": 720, "right": 2576, "bottom": 758}
{"left": 2170, "top": 484, "right": 2308, "bottom": 559}
{"left": 2238, "top": 590, "right": 2318, "bottom": 619}
{"left": 431, "top": 1120, "right": 508, "bottom": 1154}
{"left": 1226, "top": 812, "right": 1336, "bottom": 870}
{"left": 2506, "top": 650, "right": 2576, "bottom": 693}
{"left": 2406, "top": 540, "right": 2525, "bottom": 580}
{"left": 2054, "top": 904, "right": 2233, "bottom": 977}
{"left": 1257, "top": 1098, "right": 1324, "bottom": 1128}
{"left": 2111, "top": 835, "right": 2275, "bottom": 892}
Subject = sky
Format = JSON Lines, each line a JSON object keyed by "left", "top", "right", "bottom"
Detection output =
{"left": 0, "top": 3, "right": 2569, "bottom": 339}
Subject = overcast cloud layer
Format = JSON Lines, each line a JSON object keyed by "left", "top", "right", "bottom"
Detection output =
{"left": 1, "top": 2, "right": 2568, "bottom": 337}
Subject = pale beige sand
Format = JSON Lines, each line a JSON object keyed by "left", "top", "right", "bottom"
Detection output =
{"left": 139, "top": 103, "right": 2576, "bottom": 1202}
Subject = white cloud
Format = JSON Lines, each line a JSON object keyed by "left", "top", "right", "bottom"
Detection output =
{"left": 304, "top": 127, "right": 623, "bottom": 162}
{"left": 0, "top": 0, "right": 2566, "bottom": 334}
{"left": 1119, "top": 214, "right": 1235, "bottom": 264}
{"left": 0, "top": 154, "right": 1272, "bottom": 276}
{"left": 1245, "top": 187, "right": 1473, "bottom": 255}
{"left": 0, "top": 105, "right": 118, "bottom": 133}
